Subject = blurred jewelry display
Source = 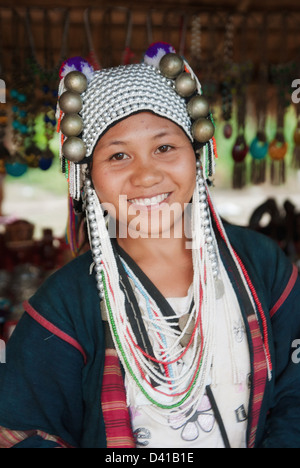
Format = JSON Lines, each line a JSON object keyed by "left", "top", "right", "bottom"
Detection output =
{"left": 24, "top": 9, "right": 70, "bottom": 171}
{"left": 292, "top": 108, "right": 300, "bottom": 170}
{"left": 0, "top": 7, "right": 299, "bottom": 188}
{"left": 250, "top": 15, "right": 269, "bottom": 185}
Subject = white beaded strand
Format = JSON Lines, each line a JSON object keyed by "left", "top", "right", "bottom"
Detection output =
{"left": 84, "top": 178, "right": 105, "bottom": 299}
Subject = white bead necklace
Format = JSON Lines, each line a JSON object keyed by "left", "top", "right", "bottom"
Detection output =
{"left": 84, "top": 164, "right": 225, "bottom": 426}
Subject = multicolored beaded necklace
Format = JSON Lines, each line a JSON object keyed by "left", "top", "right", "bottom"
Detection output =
{"left": 88, "top": 175, "right": 220, "bottom": 424}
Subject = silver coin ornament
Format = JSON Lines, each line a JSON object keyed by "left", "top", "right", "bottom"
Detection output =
{"left": 59, "top": 90, "right": 83, "bottom": 114}
{"left": 158, "top": 52, "right": 215, "bottom": 146}
{"left": 62, "top": 136, "right": 87, "bottom": 162}
{"left": 59, "top": 71, "right": 88, "bottom": 163}
{"left": 178, "top": 314, "right": 195, "bottom": 348}
{"left": 64, "top": 71, "right": 88, "bottom": 94}
{"left": 60, "top": 113, "right": 84, "bottom": 137}
{"left": 178, "top": 313, "right": 201, "bottom": 349}
{"left": 175, "top": 72, "right": 197, "bottom": 98}
{"left": 159, "top": 53, "right": 185, "bottom": 79}
{"left": 192, "top": 118, "right": 215, "bottom": 143}
{"left": 187, "top": 95, "right": 210, "bottom": 120}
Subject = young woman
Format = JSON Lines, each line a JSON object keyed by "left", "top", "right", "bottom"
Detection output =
{"left": 0, "top": 43, "right": 300, "bottom": 448}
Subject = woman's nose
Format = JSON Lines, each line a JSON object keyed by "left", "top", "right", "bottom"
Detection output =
{"left": 130, "top": 159, "right": 164, "bottom": 188}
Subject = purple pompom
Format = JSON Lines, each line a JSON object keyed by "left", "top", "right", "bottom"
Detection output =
{"left": 144, "top": 42, "right": 176, "bottom": 68}
{"left": 59, "top": 56, "right": 94, "bottom": 82}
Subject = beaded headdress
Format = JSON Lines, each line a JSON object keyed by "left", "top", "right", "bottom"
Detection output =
{"left": 56, "top": 43, "right": 217, "bottom": 201}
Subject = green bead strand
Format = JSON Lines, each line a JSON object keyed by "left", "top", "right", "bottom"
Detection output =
{"left": 101, "top": 272, "right": 204, "bottom": 410}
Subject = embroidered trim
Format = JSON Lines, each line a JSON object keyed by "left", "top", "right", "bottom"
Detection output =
{"left": 101, "top": 349, "right": 135, "bottom": 448}
{"left": 270, "top": 264, "right": 298, "bottom": 318}
{"left": 246, "top": 316, "right": 268, "bottom": 449}
{"left": 23, "top": 301, "right": 87, "bottom": 364}
{"left": 0, "top": 426, "right": 72, "bottom": 448}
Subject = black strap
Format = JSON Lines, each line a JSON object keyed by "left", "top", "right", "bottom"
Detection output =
{"left": 113, "top": 239, "right": 181, "bottom": 326}
{"left": 206, "top": 385, "right": 231, "bottom": 449}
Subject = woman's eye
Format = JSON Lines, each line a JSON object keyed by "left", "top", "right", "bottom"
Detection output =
{"left": 110, "top": 153, "right": 128, "bottom": 161}
{"left": 157, "top": 145, "right": 172, "bottom": 153}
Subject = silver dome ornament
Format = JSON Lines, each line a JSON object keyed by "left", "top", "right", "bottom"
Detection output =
{"left": 64, "top": 71, "right": 88, "bottom": 94}
{"left": 187, "top": 95, "right": 210, "bottom": 120}
{"left": 59, "top": 90, "right": 83, "bottom": 114}
{"left": 62, "top": 136, "right": 87, "bottom": 162}
{"left": 175, "top": 72, "right": 197, "bottom": 98}
{"left": 60, "top": 113, "right": 84, "bottom": 137}
{"left": 192, "top": 118, "right": 215, "bottom": 143}
{"left": 159, "top": 53, "right": 184, "bottom": 79}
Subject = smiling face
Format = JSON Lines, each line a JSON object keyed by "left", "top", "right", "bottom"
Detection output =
{"left": 91, "top": 112, "right": 196, "bottom": 240}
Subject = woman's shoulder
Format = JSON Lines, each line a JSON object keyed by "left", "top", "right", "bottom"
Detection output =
{"left": 223, "top": 221, "right": 295, "bottom": 302}
{"left": 224, "top": 221, "right": 278, "bottom": 255}
{"left": 26, "top": 250, "right": 100, "bottom": 334}
{"left": 42, "top": 250, "right": 94, "bottom": 291}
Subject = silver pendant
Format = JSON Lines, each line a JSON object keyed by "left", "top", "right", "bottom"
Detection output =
{"left": 178, "top": 314, "right": 196, "bottom": 348}
{"left": 215, "top": 278, "right": 225, "bottom": 300}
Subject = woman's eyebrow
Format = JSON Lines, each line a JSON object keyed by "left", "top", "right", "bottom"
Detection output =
{"left": 99, "top": 139, "right": 128, "bottom": 149}
{"left": 101, "top": 129, "right": 177, "bottom": 149}
{"left": 151, "top": 131, "right": 172, "bottom": 140}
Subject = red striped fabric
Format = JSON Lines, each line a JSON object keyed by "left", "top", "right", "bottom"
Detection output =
{"left": 270, "top": 264, "right": 298, "bottom": 318}
{"left": 23, "top": 301, "right": 87, "bottom": 364}
{"left": 101, "top": 349, "right": 135, "bottom": 448}
{"left": 246, "top": 315, "right": 268, "bottom": 449}
{"left": 0, "top": 426, "right": 72, "bottom": 448}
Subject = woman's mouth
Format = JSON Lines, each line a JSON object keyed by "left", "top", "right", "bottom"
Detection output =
{"left": 128, "top": 192, "right": 170, "bottom": 208}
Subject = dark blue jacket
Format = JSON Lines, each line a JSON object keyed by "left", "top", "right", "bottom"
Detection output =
{"left": 0, "top": 223, "right": 299, "bottom": 448}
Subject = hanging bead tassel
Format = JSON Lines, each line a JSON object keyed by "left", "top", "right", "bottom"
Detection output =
{"left": 292, "top": 125, "right": 300, "bottom": 169}
{"left": 196, "top": 157, "right": 224, "bottom": 299}
{"left": 249, "top": 133, "right": 268, "bottom": 185}
{"left": 84, "top": 177, "right": 105, "bottom": 299}
{"left": 251, "top": 158, "right": 266, "bottom": 185}
{"left": 269, "top": 135, "right": 288, "bottom": 186}
{"left": 292, "top": 146, "right": 300, "bottom": 169}
{"left": 66, "top": 196, "right": 80, "bottom": 257}
{"left": 270, "top": 159, "right": 286, "bottom": 186}
{"left": 232, "top": 135, "right": 249, "bottom": 189}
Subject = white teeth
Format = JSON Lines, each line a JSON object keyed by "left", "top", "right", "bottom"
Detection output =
{"left": 129, "top": 193, "right": 169, "bottom": 206}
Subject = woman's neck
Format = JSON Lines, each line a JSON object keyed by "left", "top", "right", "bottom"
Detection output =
{"left": 116, "top": 234, "right": 193, "bottom": 298}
